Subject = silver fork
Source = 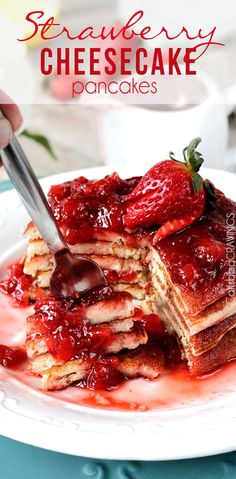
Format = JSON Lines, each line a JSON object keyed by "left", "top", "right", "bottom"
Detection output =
{"left": 2, "top": 134, "right": 107, "bottom": 299}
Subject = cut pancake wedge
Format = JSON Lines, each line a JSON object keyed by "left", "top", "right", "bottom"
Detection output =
{"left": 6, "top": 178, "right": 236, "bottom": 386}
{"left": 37, "top": 345, "right": 164, "bottom": 391}
{"left": 25, "top": 289, "right": 150, "bottom": 391}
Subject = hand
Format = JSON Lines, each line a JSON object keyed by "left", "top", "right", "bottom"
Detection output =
{"left": 0, "top": 90, "right": 23, "bottom": 163}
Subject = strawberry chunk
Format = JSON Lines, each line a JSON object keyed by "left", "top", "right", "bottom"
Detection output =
{"left": 195, "top": 236, "right": 226, "bottom": 266}
{"left": 86, "top": 362, "right": 124, "bottom": 391}
{"left": 141, "top": 314, "right": 166, "bottom": 336}
{"left": 0, "top": 345, "right": 26, "bottom": 369}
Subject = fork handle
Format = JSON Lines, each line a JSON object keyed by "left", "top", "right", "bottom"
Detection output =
{"left": 2, "top": 134, "right": 68, "bottom": 254}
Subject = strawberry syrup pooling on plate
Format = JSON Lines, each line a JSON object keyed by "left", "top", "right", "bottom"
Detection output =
{"left": 3, "top": 288, "right": 236, "bottom": 412}
{"left": 0, "top": 344, "right": 27, "bottom": 369}
{"left": 0, "top": 262, "right": 34, "bottom": 307}
{"left": 2, "top": 289, "right": 236, "bottom": 412}
{"left": 0, "top": 176, "right": 235, "bottom": 382}
{"left": 2, "top": 174, "right": 231, "bottom": 303}
{"left": 1, "top": 141, "right": 236, "bottom": 408}
{"left": 0, "top": 285, "right": 181, "bottom": 393}
{"left": 27, "top": 288, "right": 181, "bottom": 391}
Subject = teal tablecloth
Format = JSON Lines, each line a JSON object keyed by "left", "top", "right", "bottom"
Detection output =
{"left": 1, "top": 179, "right": 236, "bottom": 478}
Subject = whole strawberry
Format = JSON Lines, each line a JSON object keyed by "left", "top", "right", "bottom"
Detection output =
{"left": 124, "top": 138, "right": 214, "bottom": 242}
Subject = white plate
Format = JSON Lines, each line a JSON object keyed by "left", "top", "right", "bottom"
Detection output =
{"left": 1, "top": 165, "right": 236, "bottom": 461}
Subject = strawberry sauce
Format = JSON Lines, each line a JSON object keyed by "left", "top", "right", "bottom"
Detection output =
{"left": 1, "top": 164, "right": 236, "bottom": 409}
{"left": 155, "top": 190, "right": 236, "bottom": 313}
{"left": 0, "top": 344, "right": 27, "bottom": 368}
{"left": 48, "top": 174, "right": 140, "bottom": 244}
{"left": 30, "top": 290, "right": 118, "bottom": 362}
{"left": 1, "top": 291, "right": 236, "bottom": 411}
{"left": 1, "top": 174, "right": 235, "bottom": 311}
{"left": 78, "top": 360, "right": 125, "bottom": 391}
{"left": 47, "top": 173, "right": 236, "bottom": 304}
{"left": 103, "top": 270, "right": 138, "bottom": 284}
{"left": 0, "top": 262, "right": 33, "bottom": 306}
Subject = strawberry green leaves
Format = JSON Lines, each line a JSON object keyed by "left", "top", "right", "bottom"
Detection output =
{"left": 183, "top": 137, "right": 204, "bottom": 173}
{"left": 169, "top": 137, "right": 204, "bottom": 174}
{"left": 192, "top": 172, "right": 204, "bottom": 193}
{"left": 170, "top": 138, "right": 207, "bottom": 194}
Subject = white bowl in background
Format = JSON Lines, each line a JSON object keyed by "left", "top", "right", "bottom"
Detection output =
{"left": 81, "top": 69, "right": 232, "bottom": 169}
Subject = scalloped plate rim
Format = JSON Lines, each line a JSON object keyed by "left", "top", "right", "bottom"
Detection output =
{"left": 1, "top": 165, "right": 236, "bottom": 460}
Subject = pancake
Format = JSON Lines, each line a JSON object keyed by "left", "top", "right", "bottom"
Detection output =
{"left": 37, "top": 344, "right": 164, "bottom": 391}
{"left": 25, "top": 289, "right": 150, "bottom": 390}
{"left": 26, "top": 323, "right": 148, "bottom": 359}
{"left": 23, "top": 223, "right": 148, "bottom": 301}
{"left": 2, "top": 173, "right": 236, "bottom": 387}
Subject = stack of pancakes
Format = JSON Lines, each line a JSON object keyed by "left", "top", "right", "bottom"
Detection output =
{"left": 22, "top": 180, "right": 236, "bottom": 382}
{"left": 26, "top": 291, "right": 164, "bottom": 390}
{"left": 24, "top": 222, "right": 149, "bottom": 301}
{"left": 148, "top": 238, "right": 236, "bottom": 376}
